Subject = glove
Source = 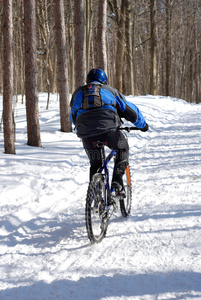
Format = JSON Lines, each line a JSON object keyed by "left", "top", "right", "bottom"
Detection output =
{"left": 140, "top": 123, "right": 149, "bottom": 132}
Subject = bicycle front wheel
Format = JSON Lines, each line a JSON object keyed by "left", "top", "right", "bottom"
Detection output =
{"left": 120, "top": 165, "right": 132, "bottom": 217}
{"left": 85, "top": 173, "right": 109, "bottom": 243}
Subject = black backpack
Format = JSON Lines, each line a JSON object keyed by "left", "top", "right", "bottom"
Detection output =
{"left": 82, "top": 83, "right": 104, "bottom": 109}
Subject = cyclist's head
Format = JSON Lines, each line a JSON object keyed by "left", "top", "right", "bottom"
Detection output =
{"left": 86, "top": 68, "right": 108, "bottom": 84}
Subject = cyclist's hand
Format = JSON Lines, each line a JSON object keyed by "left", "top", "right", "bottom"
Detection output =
{"left": 140, "top": 123, "right": 149, "bottom": 132}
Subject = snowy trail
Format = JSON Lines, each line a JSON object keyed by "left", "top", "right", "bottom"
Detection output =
{"left": 0, "top": 94, "right": 201, "bottom": 300}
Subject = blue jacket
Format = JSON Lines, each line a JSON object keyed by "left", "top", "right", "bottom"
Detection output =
{"left": 70, "top": 82, "right": 146, "bottom": 138}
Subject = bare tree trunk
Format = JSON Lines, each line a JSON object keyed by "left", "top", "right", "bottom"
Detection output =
{"left": 44, "top": 0, "right": 52, "bottom": 95}
{"left": 86, "top": 0, "right": 92, "bottom": 72}
{"left": 150, "top": 0, "right": 157, "bottom": 95}
{"left": 0, "top": 5, "right": 3, "bottom": 95}
{"left": 125, "top": 0, "right": 134, "bottom": 95}
{"left": 37, "top": 0, "right": 55, "bottom": 94}
{"left": 74, "top": 0, "right": 86, "bottom": 87}
{"left": 24, "top": 0, "right": 41, "bottom": 147}
{"left": 20, "top": 0, "right": 25, "bottom": 104}
{"left": 165, "top": 0, "right": 172, "bottom": 96}
{"left": 186, "top": 48, "right": 193, "bottom": 102}
{"left": 132, "top": 6, "right": 137, "bottom": 95}
{"left": 3, "top": 0, "right": 15, "bottom": 154}
{"left": 194, "top": 20, "right": 200, "bottom": 104}
{"left": 97, "top": 0, "right": 107, "bottom": 73}
{"left": 54, "top": 0, "right": 71, "bottom": 132}
{"left": 115, "top": 0, "right": 126, "bottom": 93}
{"left": 69, "top": 0, "right": 74, "bottom": 93}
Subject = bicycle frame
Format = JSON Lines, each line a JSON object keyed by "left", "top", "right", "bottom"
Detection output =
{"left": 94, "top": 126, "right": 141, "bottom": 206}
{"left": 97, "top": 145, "right": 116, "bottom": 204}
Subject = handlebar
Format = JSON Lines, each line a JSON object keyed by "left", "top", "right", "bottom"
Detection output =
{"left": 119, "top": 126, "right": 142, "bottom": 132}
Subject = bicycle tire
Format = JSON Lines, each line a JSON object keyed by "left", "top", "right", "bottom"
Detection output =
{"left": 120, "top": 165, "right": 132, "bottom": 217}
{"left": 85, "top": 173, "right": 109, "bottom": 243}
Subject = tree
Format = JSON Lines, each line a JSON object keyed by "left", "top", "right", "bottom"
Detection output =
{"left": 68, "top": 0, "right": 75, "bottom": 93}
{"left": 86, "top": 0, "right": 92, "bottom": 71}
{"left": 54, "top": 0, "right": 71, "bottom": 132}
{"left": 37, "top": 0, "right": 55, "bottom": 95}
{"left": 194, "top": 10, "right": 200, "bottom": 104}
{"left": 24, "top": 0, "right": 41, "bottom": 147}
{"left": 97, "top": 0, "right": 107, "bottom": 73}
{"left": 150, "top": 0, "right": 157, "bottom": 95}
{"left": 1, "top": 0, "right": 201, "bottom": 104}
{"left": 115, "top": 0, "right": 126, "bottom": 92}
{"left": 74, "top": 0, "right": 86, "bottom": 87}
{"left": 165, "top": 0, "right": 172, "bottom": 96}
{"left": 125, "top": 0, "right": 134, "bottom": 95}
{"left": 3, "top": 0, "right": 15, "bottom": 154}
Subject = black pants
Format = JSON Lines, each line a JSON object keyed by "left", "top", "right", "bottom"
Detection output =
{"left": 82, "top": 130, "right": 129, "bottom": 181}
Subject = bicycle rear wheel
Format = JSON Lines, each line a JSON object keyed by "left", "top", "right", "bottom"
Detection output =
{"left": 85, "top": 173, "right": 109, "bottom": 243}
{"left": 120, "top": 165, "right": 132, "bottom": 217}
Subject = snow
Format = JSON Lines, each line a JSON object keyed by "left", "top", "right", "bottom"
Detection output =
{"left": 0, "top": 93, "right": 201, "bottom": 300}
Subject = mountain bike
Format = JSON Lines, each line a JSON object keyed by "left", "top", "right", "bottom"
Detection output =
{"left": 85, "top": 127, "right": 141, "bottom": 244}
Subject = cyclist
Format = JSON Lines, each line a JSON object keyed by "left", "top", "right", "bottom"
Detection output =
{"left": 70, "top": 68, "right": 148, "bottom": 195}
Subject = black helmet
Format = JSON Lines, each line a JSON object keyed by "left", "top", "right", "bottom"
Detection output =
{"left": 86, "top": 68, "right": 108, "bottom": 84}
